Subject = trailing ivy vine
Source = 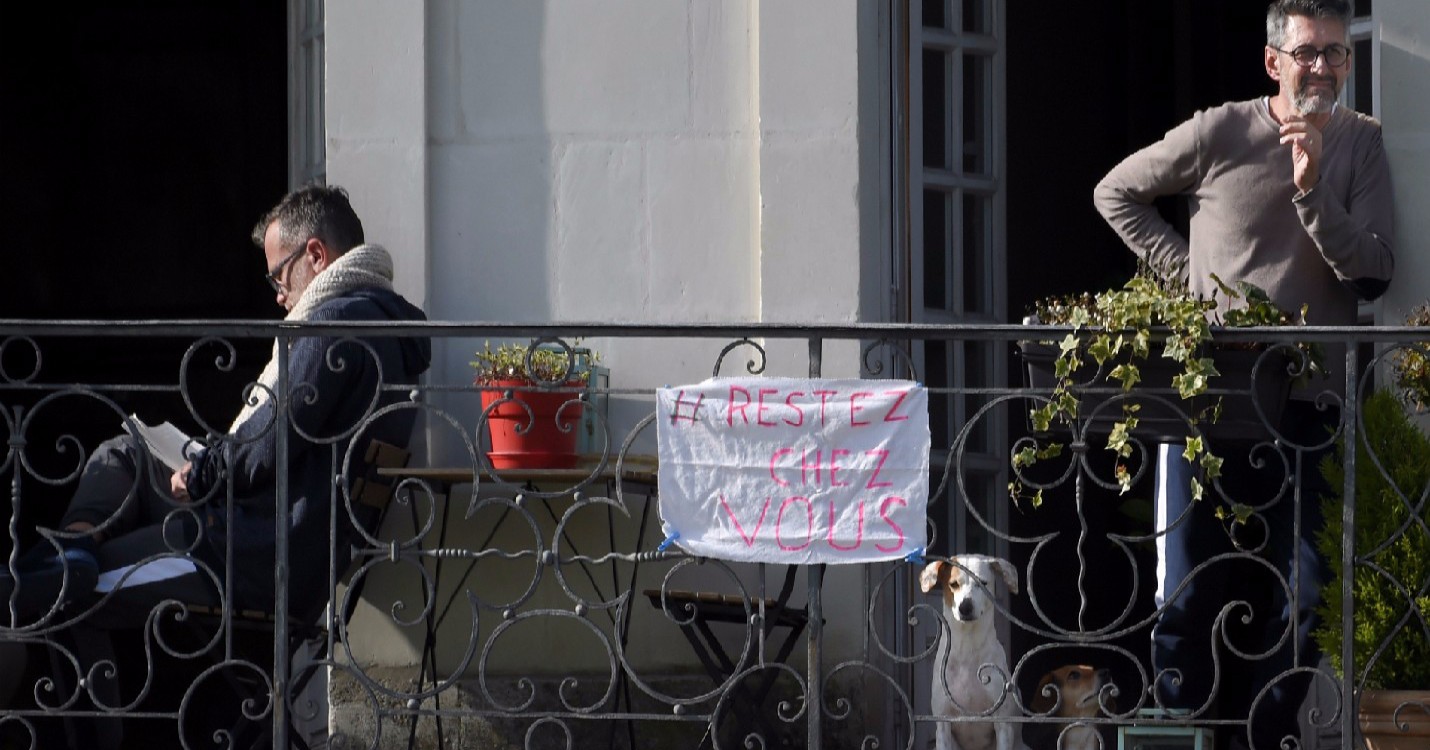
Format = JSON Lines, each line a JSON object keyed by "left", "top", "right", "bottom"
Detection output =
{"left": 1011, "top": 268, "right": 1311, "bottom": 510}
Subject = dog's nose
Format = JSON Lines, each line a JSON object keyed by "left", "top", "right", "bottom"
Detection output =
{"left": 957, "top": 599, "right": 974, "bottom": 619}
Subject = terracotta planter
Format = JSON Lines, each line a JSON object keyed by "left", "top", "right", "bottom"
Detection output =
{"left": 480, "top": 379, "right": 586, "bottom": 469}
{"left": 1359, "top": 690, "right": 1430, "bottom": 750}
{"left": 1019, "top": 341, "right": 1291, "bottom": 442}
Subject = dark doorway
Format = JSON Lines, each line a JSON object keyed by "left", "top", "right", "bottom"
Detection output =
{"left": 2, "top": 1, "right": 288, "bottom": 321}
{"left": 0, "top": 1, "right": 288, "bottom": 529}
{"left": 1001, "top": 0, "right": 1277, "bottom": 701}
{"left": 1005, "top": 0, "right": 1272, "bottom": 318}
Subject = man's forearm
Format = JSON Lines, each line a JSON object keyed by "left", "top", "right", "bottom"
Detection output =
{"left": 1093, "top": 181, "right": 1191, "bottom": 282}
{"left": 1294, "top": 181, "right": 1394, "bottom": 301}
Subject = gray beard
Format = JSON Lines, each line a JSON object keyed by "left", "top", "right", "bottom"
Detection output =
{"left": 1293, "top": 82, "right": 1340, "bottom": 115}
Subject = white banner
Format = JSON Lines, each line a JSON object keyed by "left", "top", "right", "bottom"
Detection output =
{"left": 656, "top": 377, "right": 929, "bottom": 564}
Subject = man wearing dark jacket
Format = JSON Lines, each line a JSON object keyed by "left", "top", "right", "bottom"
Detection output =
{"left": 1, "top": 184, "right": 431, "bottom": 624}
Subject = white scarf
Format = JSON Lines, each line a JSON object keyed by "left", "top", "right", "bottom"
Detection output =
{"left": 231, "top": 244, "right": 396, "bottom": 430}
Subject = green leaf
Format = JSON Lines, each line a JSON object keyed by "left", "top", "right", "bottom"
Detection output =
{"left": 1030, "top": 405, "right": 1053, "bottom": 433}
{"left": 1110, "top": 363, "right": 1141, "bottom": 391}
{"left": 1182, "top": 436, "right": 1204, "bottom": 462}
{"left": 1088, "top": 335, "right": 1113, "bottom": 365}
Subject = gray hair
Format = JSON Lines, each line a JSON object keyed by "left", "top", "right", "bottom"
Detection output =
{"left": 1266, "top": 0, "right": 1351, "bottom": 48}
{"left": 251, "top": 183, "right": 365, "bottom": 255}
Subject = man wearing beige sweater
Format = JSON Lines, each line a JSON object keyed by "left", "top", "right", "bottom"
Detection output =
{"left": 1093, "top": 2, "right": 1392, "bottom": 748}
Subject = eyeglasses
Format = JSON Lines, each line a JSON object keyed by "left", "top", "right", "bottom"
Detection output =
{"left": 265, "top": 247, "right": 306, "bottom": 293}
{"left": 1272, "top": 43, "right": 1350, "bottom": 68}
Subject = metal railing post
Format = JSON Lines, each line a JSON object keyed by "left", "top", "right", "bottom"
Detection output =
{"left": 807, "top": 336, "right": 823, "bottom": 748}
{"left": 273, "top": 336, "right": 291, "bottom": 748}
{"left": 1338, "top": 342, "right": 1359, "bottom": 750}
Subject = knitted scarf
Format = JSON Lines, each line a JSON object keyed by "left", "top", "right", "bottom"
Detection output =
{"left": 231, "top": 244, "right": 396, "bottom": 430}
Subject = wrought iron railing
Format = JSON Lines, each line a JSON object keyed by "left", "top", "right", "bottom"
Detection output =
{"left": 0, "top": 320, "right": 1426, "bottom": 750}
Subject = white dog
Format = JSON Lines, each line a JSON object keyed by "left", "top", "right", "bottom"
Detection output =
{"left": 920, "top": 554, "right": 1028, "bottom": 750}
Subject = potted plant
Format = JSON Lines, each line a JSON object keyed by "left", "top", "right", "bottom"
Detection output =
{"left": 1013, "top": 267, "right": 1316, "bottom": 508}
{"left": 1313, "top": 322, "right": 1430, "bottom": 749}
{"left": 470, "top": 339, "right": 600, "bottom": 469}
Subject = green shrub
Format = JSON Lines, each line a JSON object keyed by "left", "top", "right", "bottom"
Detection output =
{"left": 1393, "top": 302, "right": 1430, "bottom": 410}
{"left": 1314, "top": 389, "right": 1430, "bottom": 689}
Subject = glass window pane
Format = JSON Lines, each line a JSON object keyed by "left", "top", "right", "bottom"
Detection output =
{"left": 923, "top": 49, "right": 948, "bottom": 169}
{"left": 924, "top": 189, "right": 949, "bottom": 311}
{"left": 962, "top": 0, "right": 990, "bottom": 34}
{"left": 1354, "top": 0, "right": 1372, "bottom": 17}
{"left": 963, "top": 341, "right": 991, "bottom": 453}
{"left": 927, "top": 340, "right": 950, "bottom": 449}
{"left": 963, "top": 471, "right": 993, "bottom": 553}
{"left": 923, "top": 0, "right": 946, "bottom": 29}
{"left": 1354, "top": 38, "right": 1373, "bottom": 114}
{"left": 962, "top": 53, "right": 988, "bottom": 174}
{"left": 962, "top": 193, "right": 987, "bottom": 314}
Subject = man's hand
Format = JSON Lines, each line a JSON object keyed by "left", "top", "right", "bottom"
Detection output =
{"left": 1279, "top": 115, "right": 1322, "bottom": 194}
{"left": 170, "top": 461, "right": 192, "bottom": 502}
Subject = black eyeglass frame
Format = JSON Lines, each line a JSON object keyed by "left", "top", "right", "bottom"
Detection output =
{"left": 265, "top": 246, "right": 307, "bottom": 293}
{"left": 1270, "top": 43, "right": 1351, "bottom": 68}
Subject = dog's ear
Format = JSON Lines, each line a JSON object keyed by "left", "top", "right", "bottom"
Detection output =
{"left": 991, "top": 557, "right": 1019, "bottom": 594}
{"left": 1029, "top": 670, "right": 1058, "bottom": 715}
{"left": 919, "top": 560, "right": 949, "bottom": 593}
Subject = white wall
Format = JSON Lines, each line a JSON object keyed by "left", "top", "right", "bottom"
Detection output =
{"left": 326, "top": 0, "right": 891, "bottom": 672}
{"left": 1375, "top": 3, "right": 1430, "bottom": 326}
{"left": 326, "top": 0, "right": 429, "bottom": 309}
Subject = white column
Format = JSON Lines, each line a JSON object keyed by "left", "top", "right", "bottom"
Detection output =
{"left": 325, "top": 0, "right": 429, "bottom": 309}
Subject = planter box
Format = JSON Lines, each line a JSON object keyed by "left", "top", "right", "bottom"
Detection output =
{"left": 1018, "top": 340, "right": 1292, "bottom": 443}
{"left": 1359, "top": 690, "right": 1430, "bottom": 750}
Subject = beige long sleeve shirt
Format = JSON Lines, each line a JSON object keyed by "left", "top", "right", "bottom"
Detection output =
{"left": 1094, "top": 98, "right": 1394, "bottom": 328}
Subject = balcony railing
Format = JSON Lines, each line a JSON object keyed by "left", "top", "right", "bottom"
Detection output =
{"left": 0, "top": 320, "right": 1426, "bottom": 750}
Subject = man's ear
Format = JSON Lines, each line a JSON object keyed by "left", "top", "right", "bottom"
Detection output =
{"left": 306, "top": 236, "right": 334, "bottom": 273}
{"left": 1264, "top": 45, "right": 1282, "bottom": 83}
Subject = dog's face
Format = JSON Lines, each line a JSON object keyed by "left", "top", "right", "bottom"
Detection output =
{"left": 919, "top": 555, "right": 1019, "bottom": 623}
{"left": 1030, "top": 664, "right": 1112, "bottom": 718}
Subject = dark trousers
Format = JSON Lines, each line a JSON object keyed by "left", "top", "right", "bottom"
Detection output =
{"left": 1152, "top": 401, "right": 1337, "bottom": 749}
{"left": 65, "top": 434, "right": 219, "bottom": 626}
{"left": 5, "top": 435, "right": 224, "bottom": 748}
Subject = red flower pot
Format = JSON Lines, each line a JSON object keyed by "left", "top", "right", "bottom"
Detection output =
{"left": 479, "top": 379, "right": 586, "bottom": 469}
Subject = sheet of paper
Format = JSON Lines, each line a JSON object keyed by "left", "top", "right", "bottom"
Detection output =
{"left": 124, "top": 414, "right": 194, "bottom": 472}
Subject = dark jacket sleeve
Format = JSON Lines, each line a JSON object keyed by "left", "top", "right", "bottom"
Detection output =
{"left": 185, "top": 304, "right": 381, "bottom": 503}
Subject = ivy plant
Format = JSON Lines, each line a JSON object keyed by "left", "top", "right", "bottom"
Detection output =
{"left": 1011, "top": 267, "right": 1310, "bottom": 510}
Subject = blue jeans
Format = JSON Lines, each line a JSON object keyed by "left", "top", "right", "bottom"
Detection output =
{"left": 1152, "top": 401, "right": 1335, "bottom": 748}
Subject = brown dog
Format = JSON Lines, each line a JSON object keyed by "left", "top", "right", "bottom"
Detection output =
{"left": 1029, "top": 664, "right": 1112, "bottom": 750}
